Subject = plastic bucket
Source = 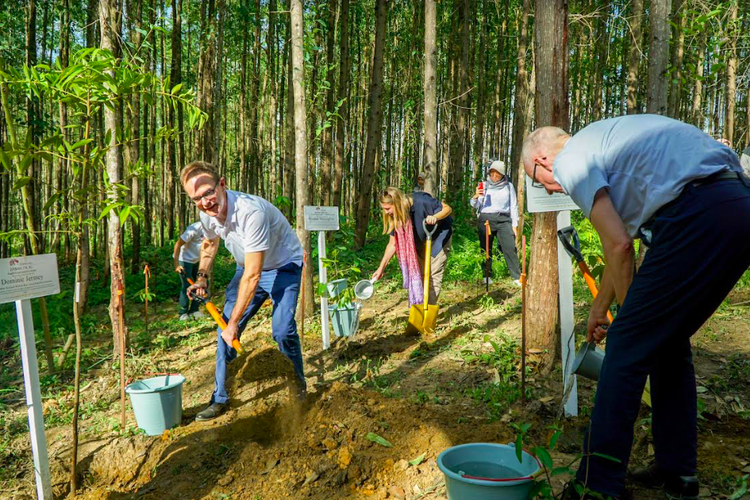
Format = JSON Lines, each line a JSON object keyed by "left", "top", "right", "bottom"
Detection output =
{"left": 354, "top": 279, "right": 374, "bottom": 300}
{"left": 329, "top": 302, "right": 362, "bottom": 338}
{"left": 437, "top": 443, "right": 541, "bottom": 500}
{"left": 326, "top": 279, "right": 348, "bottom": 298}
{"left": 125, "top": 374, "right": 186, "bottom": 436}
{"left": 571, "top": 342, "right": 605, "bottom": 381}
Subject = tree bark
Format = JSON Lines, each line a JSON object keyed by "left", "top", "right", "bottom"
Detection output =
{"left": 527, "top": 0, "right": 569, "bottom": 371}
{"left": 509, "top": 0, "right": 531, "bottom": 188}
{"left": 646, "top": 0, "right": 671, "bottom": 115}
{"left": 724, "top": 0, "right": 738, "bottom": 143}
{"left": 290, "top": 0, "right": 314, "bottom": 317}
{"left": 667, "top": 0, "right": 686, "bottom": 118}
{"left": 423, "top": 0, "right": 438, "bottom": 196}
{"left": 332, "top": 0, "right": 350, "bottom": 209}
{"left": 319, "top": 0, "right": 337, "bottom": 206}
{"left": 354, "top": 0, "right": 387, "bottom": 248}
{"left": 99, "top": 0, "right": 127, "bottom": 357}
{"left": 168, "top": 0, "right": 182, "bottom": 234}
{"left": 626, "top": 0, "right": 644, "bottom": 114}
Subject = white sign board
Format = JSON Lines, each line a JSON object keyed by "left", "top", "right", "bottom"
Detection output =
{"left": 0, "top": 254, "right": 60, "bottom": 304}
{"left": 304, "top": 206, "right": 340, "bottom": 231}
{"left": 525, "top": 175, "right": 580, "bottom": 213}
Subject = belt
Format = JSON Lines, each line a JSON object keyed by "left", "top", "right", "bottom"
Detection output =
{"left": 690, "top": 170, "right": 743, "bottom": 187}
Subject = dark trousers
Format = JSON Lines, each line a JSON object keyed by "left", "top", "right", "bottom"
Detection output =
{"left": 477, "top": 213, "right": 521, "bottom": 280}
{"left": 577, "top": 178, "right": 750, "bottom": 497}
{"left": 211, "top": 262, "right": 305, "bottom": 404}
{"left": 178, "top": 261, "right": 200, "bottom": 315}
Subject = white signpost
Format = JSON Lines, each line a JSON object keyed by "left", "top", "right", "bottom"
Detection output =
{"left": 1, "top": 254, "right": 60, "bottom": 500}
{"left": 303, "top": 206, "right": 340, "bottom": 350}
{"left": 525, "top": 176, "right": 580, "bottom": 417}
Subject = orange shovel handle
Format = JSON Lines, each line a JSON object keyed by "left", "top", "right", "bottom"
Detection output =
{"left": 186, "top": 276, "right": 245, "bottom": 355}
{"left": 576, "top": 261, "right": 614, "bottom": 324}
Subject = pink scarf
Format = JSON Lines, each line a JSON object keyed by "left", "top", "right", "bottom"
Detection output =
{"left": 394, "top": 219, "right": 423, "bottom": 306}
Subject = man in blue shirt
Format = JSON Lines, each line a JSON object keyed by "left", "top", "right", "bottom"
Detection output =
{"left": 522, "top": 115, "right": 750, "bottom": 500}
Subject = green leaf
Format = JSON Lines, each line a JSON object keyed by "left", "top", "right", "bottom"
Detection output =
{"left": 534, "top": 447, "right": 553, "bottom": 470}
{"left": 515, "top": 436, "right": 523, "bottom": 463}
{"left": 551, "top": 466, "right": 571, "bottom": 477}
{"left": 548, "top": 430, "right": 561, "bottom": 450}
{"left": 119, "top": 206, "right": 132, "bottom": 226}
{"left": 171, "top": 83, "right": 183, "bottom": 94}
{"left": 70, "top": 138, "right": 94, "bottom": 151}
{"left": 13, "top": 176, "right": 33, "bottom": 190}
{"left": 591, "top": 452, "right": 621, "bottom": 463}
{"left": 0, "top": 149, "right": 11, "bottom": 170}
{"left": 408, "top": 453, "right": 426, "bottom": 466}
{"left": 365, "top": 432, "right": 392, "bottom": 448}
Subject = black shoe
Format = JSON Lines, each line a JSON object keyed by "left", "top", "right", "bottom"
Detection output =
{"left": 195, "top": 402, "right": 227, "bottom": 421}
{"left": 560, "top": 480, "right": 631, "bottom": 500}
{"left": 629, "top": 463, "right": 699, "bottom": 500}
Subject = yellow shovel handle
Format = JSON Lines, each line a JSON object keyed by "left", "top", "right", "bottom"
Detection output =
{"left": 423, "top": 239, "right": 432, "bottom": 326}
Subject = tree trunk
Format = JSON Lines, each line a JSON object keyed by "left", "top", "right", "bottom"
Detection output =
{"left": 423, "top": 0, "right": 438, "bottom": 196}
{"left": 354, "top": 0, "right": 387, "bottom": 249}
{"left": 332, "top": 0, "right": 350, "bottom": 209}
{"left": 168, "top": 0, "right": 182, "bottom": 234}
{"left": 319, "top": 0, "right": 337, "bottom": 206}
{"left": 448, "top": 0, "right": 470, "bottom": 204}
{"left": 290, "top": 0, "right": 314, "bottom": 318}
{"left": 646, "top": 0, "right": 671, "bottom": 115}
{"left": 667, "top": 0, "right": 685, "bottom": 118}
{"left": 509, "top": 0, "right": 531, "bottom": 188}
{"left": 724, "top": 0, "right": 738, "bottom": 143}
{"left": 100, "top": 0, "right": 127, "bottom": 357}
{"left": 626, "top": 0, "right": 644, "bottom": 114}
{"left": 527, "top": 0, "right": 569, "bottom": 371}
{"left": 126, "top": 0, "right": 142, "bottom": 275}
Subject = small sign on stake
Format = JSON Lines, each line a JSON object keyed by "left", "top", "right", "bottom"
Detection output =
{"left": 0, "top": 254, "right": 60, "bottom": 500}
{"left": 303, "top": 206, "right": 340, "bottom": 350}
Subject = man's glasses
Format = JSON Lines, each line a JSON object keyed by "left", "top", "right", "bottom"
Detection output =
{"left": 190, "top": 185, "right": 218, "bottom": 204}
{"left": 531, "top": 163, "right": 543, "bottom": 188}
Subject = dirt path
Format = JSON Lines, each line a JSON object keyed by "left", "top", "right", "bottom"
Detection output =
{"left": 4, "top": 280, "right": 750, "bottom": 499}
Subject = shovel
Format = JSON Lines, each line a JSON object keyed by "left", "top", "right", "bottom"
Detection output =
{"left": 181, "top": 271, "right": 245, "bottom": 355}
{"left": 407, "top": 219, "right": 439, "bottom": 334}
{"left": 557, "top": 226, "right": 614, "bottom": 324}
{"left": 557, "top": 226, "right": 651, "bottom": 406}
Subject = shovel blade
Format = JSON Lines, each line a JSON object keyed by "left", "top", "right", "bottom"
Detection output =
{"left": 408, "top": 304, "right": 439, "bottom": 333}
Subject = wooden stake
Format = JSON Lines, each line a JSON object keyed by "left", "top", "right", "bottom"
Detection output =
{"left": 118, "top": 288, "right": 125, "bottom": 430}
{"left": 521, "top": 235, "right": 527, "bottom": 403}
{"left": 143, "top": 265, "right": 151, "bottom": 335}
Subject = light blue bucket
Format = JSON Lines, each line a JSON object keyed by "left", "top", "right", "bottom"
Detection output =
{"left": 125, "top": 374, "right": 186, "bottom": 436}
{"left": 326, "top": 278, "right": 349, "bottom": 298}
{"left": 328, "top": 302, "right": 362, "bottom": 338}
{"left": 437, "top": 443, "right": 541, "bottom": 500}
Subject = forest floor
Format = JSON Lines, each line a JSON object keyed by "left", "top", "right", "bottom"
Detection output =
{"left": 3, "top": 277, "right": 750, "bottom": 500}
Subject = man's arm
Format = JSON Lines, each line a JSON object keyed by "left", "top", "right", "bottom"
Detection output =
{"left": 219, "top": 251, "right": 264, "bottom": 346}
{"left": 589, "top": 189, "right": 634, "bottom": 305}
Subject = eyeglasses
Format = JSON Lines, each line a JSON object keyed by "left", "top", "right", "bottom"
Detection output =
{"left": 531, "top": 163, "right": 543, "bottom": 188}
{"left": 190, "top": 185, "right": 218, "bottom": 204}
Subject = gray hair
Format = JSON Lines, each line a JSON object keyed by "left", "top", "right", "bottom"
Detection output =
{"left": 521, "top": 126, "right": 570, "bottom": 166}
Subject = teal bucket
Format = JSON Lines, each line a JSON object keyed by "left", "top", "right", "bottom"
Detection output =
{"left": 125, "top": 374, "right": 186, "bottom": 436}
{"left": 328, "top": 302, "right": 362, "bottom": 338}
{"left": 437, "top": 443, "right": 541, "bottom": 500}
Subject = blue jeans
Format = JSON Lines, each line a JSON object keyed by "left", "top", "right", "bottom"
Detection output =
{"left": 577, "top": 178, "right": 750, "bottom": 497}
{"left": 210, "top": 262, "right": 305, "bottom": 404}
{"left": 178, "top": 261, "right": 201, "bottom": 315}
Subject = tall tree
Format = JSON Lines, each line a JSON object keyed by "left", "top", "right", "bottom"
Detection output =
{"left": 423, "top": 0, "right": 438, "bottom": 196}
{"left": 332, "top": 0, "right": 350, "bottom": 209}
{"left": 319, "top": 0, "right": 337, "bottom": 206}
{"left": 100, "top": 0, "right": 127, "bottom": 356}
{"left": 667, "top": 0, "right": 686, "bottom": 118}
{"left": 626, "top": 0, "right": 644, "bottom": 114}
{"left": 354, "top": 0, "right": 387, "bottom": 248}
{"left": 509, "top": 0, "right": 531, "bottom": 187}
{"left": 168, "top": 0, "right": 183, "bottom": 234}
{"left": 647, "top": 0, "right": 671, "bottom": 115}
{"left": 724, "top": 0, "right": 738, "bottom": 143}
{"left": 526, "top": 0, "right": 569, "bottom": 370}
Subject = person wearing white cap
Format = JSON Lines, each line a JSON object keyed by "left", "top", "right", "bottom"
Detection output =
{"left": 470, "top": 160, "right": 521, "bottom": 286}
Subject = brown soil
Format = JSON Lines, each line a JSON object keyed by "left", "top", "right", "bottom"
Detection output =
{"left": 4, "top": 280, "right": 750, "bottom": 500}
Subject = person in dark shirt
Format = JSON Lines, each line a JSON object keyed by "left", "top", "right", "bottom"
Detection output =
{"left": 372, "top": 187, "right": 453, "bottom": 307}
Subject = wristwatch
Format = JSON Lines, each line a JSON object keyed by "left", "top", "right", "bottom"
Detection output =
{"left": 196, "top": 271, "right": 210, "bottom": 280}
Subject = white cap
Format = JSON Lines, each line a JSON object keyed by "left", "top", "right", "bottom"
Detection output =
{"left": 488, "top": 160, "right": 506, "bottom": 176}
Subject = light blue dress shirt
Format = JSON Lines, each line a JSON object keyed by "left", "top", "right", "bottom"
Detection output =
{"left": 553, "top": 114, "right": 742, "bottom": 238}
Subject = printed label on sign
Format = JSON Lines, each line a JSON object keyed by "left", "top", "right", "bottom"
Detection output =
{"left": 0, "top": 254, "right": 61, "bottom": 304}
{"left": 304, "top": 206, "right": 340, "bottom": 231}
{"left": 525, "top": 175, "right": 581, "bottom": 213}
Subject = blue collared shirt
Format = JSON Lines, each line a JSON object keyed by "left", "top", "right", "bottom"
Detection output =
{"left": 553, "top": 115, "right": 742, "bottom": 237}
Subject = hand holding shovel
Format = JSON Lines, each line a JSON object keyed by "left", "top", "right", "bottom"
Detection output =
{"left": 181, "top": 271, "right": 245, "bottom": 355}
